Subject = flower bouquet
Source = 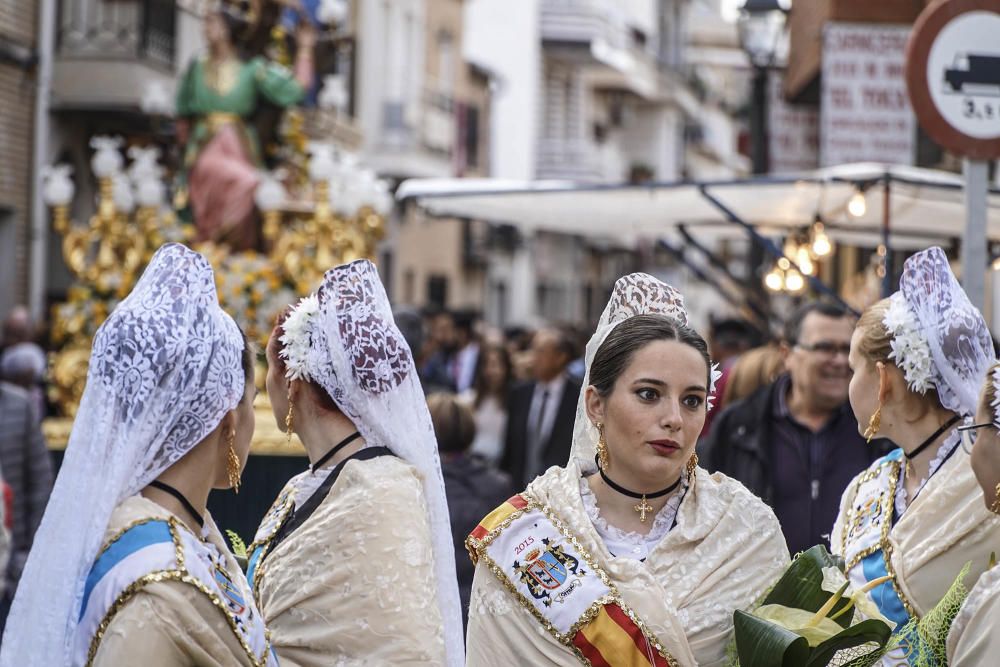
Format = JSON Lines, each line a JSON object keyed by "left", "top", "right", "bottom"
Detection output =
{"left": 731, "top": 545, "right": 895, "bottom": 667}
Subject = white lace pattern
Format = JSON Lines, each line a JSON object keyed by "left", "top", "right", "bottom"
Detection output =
{"left": 303, "top": 259, "right": 464, "bottom": 667}
{"left": 891, "top": 247, "right": 995, "bottom": 417}
{"left": 570, "top": 273, "right": 699, "bottom": 466}
{"left": 578, "top": 471, "right": 687, "bottom": 561}
{"left": 1, "top": 244, "right": 246, "bottom": 666}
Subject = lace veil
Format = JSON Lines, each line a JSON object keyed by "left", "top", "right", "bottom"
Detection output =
{"left": 0, "top": 244, "right": 246, "bottom": 666}
{"left": 568, "top": 273, "right": 694, "bottom": 466}
{"left": 889, "top": 246, "right": 995, "bottom": 417}
{"left": 305, "top": 259, "right": 464, "bottom": 667}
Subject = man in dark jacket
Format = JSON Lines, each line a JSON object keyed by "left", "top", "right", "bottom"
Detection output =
{"left": 699, "top": 302, "right": 890, "bottom": 555}
{"left": 502, "top": 327, "right": 580, "bottom": 488}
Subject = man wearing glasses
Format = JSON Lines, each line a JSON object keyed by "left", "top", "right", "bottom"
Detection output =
{"left": 700, "top": 302, "right": 891, "bottom": 555}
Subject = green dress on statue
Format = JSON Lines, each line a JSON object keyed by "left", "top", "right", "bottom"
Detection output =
{"left": 175, "top": 56, "right": 304, "bottom": 244}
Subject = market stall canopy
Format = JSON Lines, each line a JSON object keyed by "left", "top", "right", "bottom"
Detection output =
{"left": 397, "top": 163, "right": 1000, "bottom": 248}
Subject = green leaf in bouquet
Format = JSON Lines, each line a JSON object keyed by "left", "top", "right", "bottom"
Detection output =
{"left": 804, "top": 619, "right": 893, "bottom": 667}
{"left": 733, "top": 609, "right": 811, "bottom": 667}
{"left": 762, "top": 545, "right": 854, "bottom": 629}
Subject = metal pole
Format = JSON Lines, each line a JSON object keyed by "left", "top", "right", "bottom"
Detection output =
{"left": 881, "top": 175, "right": 892, "bottom": 297}
{"left": 29, "top": 0, "right": 57, "bottom": 321}
{"left": 963, "top": 158, "right": 988, "bottom": 311}
{"left": 747, "top": 66, "right": 769, "bottom": 296}
{"left": 750, "top": 66, "right": 769, "bottom": 174}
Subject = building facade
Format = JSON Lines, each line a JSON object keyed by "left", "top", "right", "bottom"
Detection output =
{"left": 390, "top": 0, "right": 749, "bottom": 330}
{"left": 0, "top": 0, "right": 40, "bottom": 321}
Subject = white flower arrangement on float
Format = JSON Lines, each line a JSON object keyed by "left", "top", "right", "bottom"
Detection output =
{"left": 883, "top": 293, "right": 934, "bottom": 394}
{"left": 279, "top": 294, "right": 320, "bottom": 381}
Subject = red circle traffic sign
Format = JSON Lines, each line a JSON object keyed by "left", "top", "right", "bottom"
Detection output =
{"left": 905, "top": 0, "right": 1000, "bottom": 160}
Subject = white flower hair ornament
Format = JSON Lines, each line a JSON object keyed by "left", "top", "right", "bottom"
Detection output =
{"left": 707, "top": 362, "right": 723, "bottom": 411}
{"left": 279, "top": 294, "right": 321, "bottom": 381}
{"left": 883, "top": 291, "right": 935, "bottom": 394}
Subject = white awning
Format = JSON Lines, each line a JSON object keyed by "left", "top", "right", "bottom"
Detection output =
{"left": 397, "top": 163, "right": 1000, "bottom": 247}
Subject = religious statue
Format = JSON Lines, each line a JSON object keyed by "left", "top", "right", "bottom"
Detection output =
{"left": 175, "top": 0, "right": 316, "bottom": 250}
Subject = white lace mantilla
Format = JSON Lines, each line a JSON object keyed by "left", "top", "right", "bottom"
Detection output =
{"left": 894, "top": 426, "right": 961, "bottom": 517}
{"left": 890, "top": 247, "right": 995, "bottom": 416}
{"left": 1, "top": 244, "right": 246, "bottom": 666}
{"left": 578, "top": 472, "right": 688, "bottom": 561}
{"left": 282, "top": 260, "right": 463, "bottom": 666}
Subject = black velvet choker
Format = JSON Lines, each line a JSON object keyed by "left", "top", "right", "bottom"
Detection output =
{"left": 594, "top": 454, "right": 682, "bottom": 523}
{"left": 311, "top": 431, "right": 363, "bottom": 472}
{"left": 148, "top": 480, "right": 204, "bottom": 529}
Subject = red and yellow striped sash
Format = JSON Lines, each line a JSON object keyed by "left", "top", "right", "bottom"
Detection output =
{"left": 467, "top": 495, "right": 678, "bottom": 667}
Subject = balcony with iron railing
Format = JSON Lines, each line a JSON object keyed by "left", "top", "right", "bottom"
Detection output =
{"left": 374, "top": 80, "right": 478, "bottom": 177}
{"left": 53, "top": 0, "right": 177, "bottom": 110}
{"left": 58, "top": 0, "right": 175, "bottom": 66}
{"left": 535, "top": 137, "right": 603, "bottom": 182}
{"left": 541, "top": 0, "right": 628, "bottom": 49}
{"left": 541, "top": 0, "right": 662, "bottom": 100}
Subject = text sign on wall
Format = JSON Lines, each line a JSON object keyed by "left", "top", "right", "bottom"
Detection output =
{"left": 820, "top": 23, "right": 914, "bottom": 167}
{"left": 768, "top": 72, "right": 819, "bottom": 173}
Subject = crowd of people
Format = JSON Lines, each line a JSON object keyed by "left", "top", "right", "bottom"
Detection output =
{"left": 0, "top": 243, "right": 999, "bottom": 665}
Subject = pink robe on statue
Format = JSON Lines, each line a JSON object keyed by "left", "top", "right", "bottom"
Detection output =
{"left": 189, "top": 124, "right": 259, "bottom": 250}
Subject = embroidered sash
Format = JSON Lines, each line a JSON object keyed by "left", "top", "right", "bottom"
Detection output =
{"left": 467, "top": 495, "right": 678, "bottom": 667}
{"left": 841, "top": 449, "right": 915, "bottom": 628}
{"left": 75, "top": 517, "right": 275, "bottom": 667}
{"left": 247, "top": 488, "right": 296, "bottom": 595}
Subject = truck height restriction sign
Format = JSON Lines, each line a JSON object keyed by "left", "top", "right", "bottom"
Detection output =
{"left": 905, "top": 0, "right": 1000, "bottom": 160}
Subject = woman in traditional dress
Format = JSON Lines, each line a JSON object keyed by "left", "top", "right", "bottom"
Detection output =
{"left": 465, "top": 273, "right": 790, "bottom": 667}
{"left": 832, "top": 246, "right": 1000, "bottom": 664}
{"left": 944, "top": 365, "right": 1000, "bottom": 665}
{"left": 175, "top": 2, "right": 314, "bottom": 249}
{"left": 0, "top": 244, "right": 272, "bottom": 666}
{"left": 246, "top": 259, "right": 463, "bottom": 666}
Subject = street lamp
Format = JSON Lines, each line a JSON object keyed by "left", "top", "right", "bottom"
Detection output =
{"left": 737, "top": 0, "right": 789, "bottom": 175}
{"left": 738, "top": 0, "right": 788, "bottom": 295}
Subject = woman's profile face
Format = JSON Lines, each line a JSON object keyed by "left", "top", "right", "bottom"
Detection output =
{"left": 265, "top": 327, "right": 290, "bottom": 432}
{"left": 847, "top": 328, "right": 880, "bottom": 437}
{"left": 233, "top": 374, "right": 256, "bottom": 465}
{"left": 586, "top": 339, "right": 708, "bottom": 489}
{"left": 971, "top": 393, "right": 1000, "bottom": 510}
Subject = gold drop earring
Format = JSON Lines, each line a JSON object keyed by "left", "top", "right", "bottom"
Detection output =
{"left": 285, "top": 391, "right": 295, "bottom": 446}
{"left": 595, "top": 422, "right": 609, "bottom": 471}
{"left": 686, "top": 453, "right": 698, "bottom": 486}
{"left": 226, "top": 429, "right": 241, "bottom": 494}
{"left": 864, "top": 402, "right": 883, "bottom": 443}
{"left": 991, "top": 482, "right": 1000, "bottom": 515}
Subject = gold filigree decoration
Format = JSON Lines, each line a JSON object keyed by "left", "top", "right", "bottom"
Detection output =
{"left": 467, "top": 495, "right": 679, "bottom": 666}
{"left": 843, "top": 458, "right": 918, "bottom": 619}
{"left": 86, "top": 517, "right": 272, "bottom": 666}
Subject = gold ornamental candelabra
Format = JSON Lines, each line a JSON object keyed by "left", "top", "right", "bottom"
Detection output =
{"left": 43, "top": 137, "right": 391, "bottom": 420}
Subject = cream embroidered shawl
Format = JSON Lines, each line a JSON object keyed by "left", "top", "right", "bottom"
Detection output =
{"left": 465, "top": 462, "right": 790, "bottom": 667}
{"left": 89, "top": 496, "right": 261, "bottom": 667}
{"left": 253, "top": 456, "right": 447, "bottom": 666}
{"left": 946, "top": 563, "right": 1000, "bottom": 666}
{"left": 831, "top": 449, "right": 1000, "bottom": 618}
